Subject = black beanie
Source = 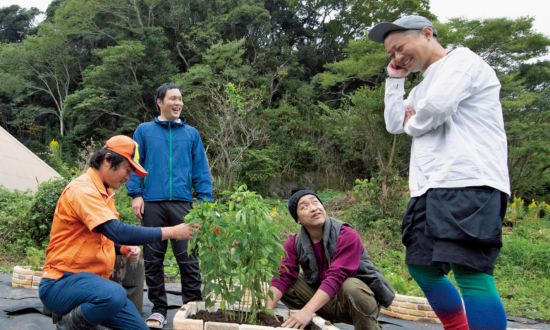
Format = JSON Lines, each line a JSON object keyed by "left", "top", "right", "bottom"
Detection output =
{"left": 288, "top": 190, "right": 323, "bottom": 222}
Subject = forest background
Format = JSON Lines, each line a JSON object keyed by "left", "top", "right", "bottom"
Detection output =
{"left": 1, "top": 0, "right": 550, "bottom": 201}
{"left": 1, "top": 0, "right": 550, "bottom": 321}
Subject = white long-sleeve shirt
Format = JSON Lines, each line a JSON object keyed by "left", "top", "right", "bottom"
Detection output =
{"left": 385, "top": 47, "right": 510, "bottom": 197}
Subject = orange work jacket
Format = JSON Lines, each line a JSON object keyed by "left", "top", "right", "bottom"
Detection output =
{"left": 43, "top": 168, "right": 119, "bottom": 280}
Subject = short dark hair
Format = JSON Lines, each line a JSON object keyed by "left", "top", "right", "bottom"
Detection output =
{"left": 154, "top": 83, "right": 181, "bottom": 113}
{"left": 89, "top": 148, "right": 128, "bottom": 170}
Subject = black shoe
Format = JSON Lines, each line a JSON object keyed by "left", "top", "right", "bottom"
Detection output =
{"left": 55, "top": 305, "right": 102, "bottom": 330}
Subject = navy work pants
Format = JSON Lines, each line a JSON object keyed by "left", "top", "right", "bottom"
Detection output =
{"left": 39, "top": 272, "right": 148, "bottom": 330}
{"left": 142, "top": 201, "right": 201, "bottom": 317}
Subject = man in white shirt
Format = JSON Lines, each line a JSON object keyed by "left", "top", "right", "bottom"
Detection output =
{"left": 368, "top": 16, "right": 509, "bottom": 330}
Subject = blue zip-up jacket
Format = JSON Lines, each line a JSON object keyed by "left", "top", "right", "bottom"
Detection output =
{"left": 126, "top": 116, "right": 213, "bottom": 203}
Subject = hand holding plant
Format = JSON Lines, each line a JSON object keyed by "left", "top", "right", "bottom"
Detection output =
{"left": 170, "top": 223, "right": 201, "bottom": 241}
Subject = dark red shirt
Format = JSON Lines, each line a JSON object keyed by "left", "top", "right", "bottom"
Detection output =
{"left": 271, "top": 225, "right": 363, "bottom": 298}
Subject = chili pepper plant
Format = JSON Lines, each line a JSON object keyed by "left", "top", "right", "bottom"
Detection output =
{"left": 187, "top": 185, "right": 286, "bottom": 323}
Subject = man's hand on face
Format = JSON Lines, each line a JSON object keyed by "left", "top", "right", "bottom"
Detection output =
{"left": 281, "top": 308, "right": 314, "bottom": 329}
{"left": 124, "top": 246, "right": 141, "bottom": 264}
{"left": 403, "top": 106, "right": 416, "bottom": 127}
{"left": 387, "top": 59, "right": 410, "bottom": 78}
{"left": 132, "top": 197, "right": 145, "bottom": 221}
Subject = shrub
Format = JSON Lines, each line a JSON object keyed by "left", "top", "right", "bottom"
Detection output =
{"left": 187, "top": 185, "right": 286, "bottom": 323}
{"left": 238, "top": 148, "right": 279, "bottom": 197}
{"left": 45, "top": 139, "right": 71, "bottom": 179}
{"left": 115, "top": 186, "right": 139, "bottom": 226}
{"left": 316, "top": 188, "right": 346, "bottom": 204}
{"left": 347, "top": 173, "right": 409, "bottom": 233}
{"left": 499, "top": 197, "right": 550, "bottom": 277}
{"left": 0, "top": 187, "right": 33, "bottom": 250}
{"left": 26, "top": 247, "right": 46, "bottom": 271}
{"left": 17, "top": 176, "right": 70, "bottom": 248}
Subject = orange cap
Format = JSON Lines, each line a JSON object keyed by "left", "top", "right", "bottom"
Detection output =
{"left": 104, "top": 135, "right": 148, "bottom": 178}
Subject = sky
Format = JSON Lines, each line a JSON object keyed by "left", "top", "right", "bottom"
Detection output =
{"left": 4, "top": 0, "right": 550, "bottom": 60}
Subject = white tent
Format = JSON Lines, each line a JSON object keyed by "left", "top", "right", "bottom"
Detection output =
{"left": 0, "top": 126, "right": 60, "bottom": 192}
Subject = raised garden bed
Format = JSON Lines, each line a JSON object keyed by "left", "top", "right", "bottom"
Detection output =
{"left": 173, "top": 301, "right": 339, "bottom": 330}
{"left": 11, "top": 266, "right": 43, "bottom": 289}
{"left": 381, "top": 294, "right": 441, "bottom": 323}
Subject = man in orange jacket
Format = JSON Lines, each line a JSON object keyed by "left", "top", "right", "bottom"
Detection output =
{"left": 39, "top": 135, "right": 200, "bottom": 330}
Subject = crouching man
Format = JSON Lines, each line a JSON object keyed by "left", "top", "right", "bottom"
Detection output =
{"left": 267, "top": 190, "right": 394, "bottom": 330}
{"left": 39, "top": 135, "right": 200, "bottom": 330}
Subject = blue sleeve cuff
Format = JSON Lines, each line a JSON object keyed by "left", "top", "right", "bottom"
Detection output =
{"left": 114, "top": 243, "right": 123, "bottom": 255}
{"left": 96, "top": 220, "right": 162, "bottom": 245}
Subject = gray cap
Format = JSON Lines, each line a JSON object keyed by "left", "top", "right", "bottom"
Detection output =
{"left": 368, "top": 15, "right": 437, "bottom": 44}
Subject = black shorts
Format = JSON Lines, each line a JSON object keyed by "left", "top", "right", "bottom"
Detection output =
{"left": 402, "top": 186, "right": 507, "bottom": 275}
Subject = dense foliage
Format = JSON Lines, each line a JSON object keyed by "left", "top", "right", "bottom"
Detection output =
{"left": 1, "top": 0, "right": 548, "bottom": 200}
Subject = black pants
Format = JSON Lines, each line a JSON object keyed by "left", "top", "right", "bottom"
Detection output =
{"left": 142, "top": 201, "right": 201, "bottom": 317}
{"left": 402, "top": 186, "right": 507, "bottom": 275}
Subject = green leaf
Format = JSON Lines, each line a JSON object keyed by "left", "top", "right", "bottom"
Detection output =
{"left": 205, "top": 297, "right": 213, "bottom": 309}
{"left": 220, "top": 300, "right": 226, "bottom": 310}
{"left": 254, "top": 292, "right": 265, "bottom": 300}
{"left": 235, "top": 287, "right": 243, "bottom": 299}
{"left": 267, "top": 309, "right": 275, "bottom": 317}
{"left": 228, "top": 293, "right": 238, "bottom": 305}
{"left": 259, "top": 221, "right": 267, "bottom": 233}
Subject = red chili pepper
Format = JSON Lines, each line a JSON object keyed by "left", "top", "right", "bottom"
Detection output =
{"left": 226, "top": 233, "right": 229, "bottom": 237}
{"left": 228, "top": 246, "right": 232, "bottom": 251}
{"left": 210, "top": 246, "right": 213, "bottom": 251}
{"left": 234, "top": 241, "right": 240, "bottom": 247}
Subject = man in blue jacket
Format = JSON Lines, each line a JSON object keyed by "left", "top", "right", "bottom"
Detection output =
{"left": 127, "top": 83, "right": 213, "bottom": 328}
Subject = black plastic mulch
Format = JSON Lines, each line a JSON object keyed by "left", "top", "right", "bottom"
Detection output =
{"left": 2, "top": 274, "right": 549, "bottom": 330}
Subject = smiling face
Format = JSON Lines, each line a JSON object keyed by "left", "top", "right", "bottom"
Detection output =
{"left": 100, "top": 157, "right": 134, "bottom": 190}
{"left": 384, "top": 28, "right": 434, "bottom": 73}
{"left": 296, "top": 195, "right": 327, "bottom": 229}
{"left": 158, "top": 88, "right": 183, "bottom": 122}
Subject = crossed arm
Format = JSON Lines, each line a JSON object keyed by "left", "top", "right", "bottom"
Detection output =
{"left": 384, "top": 69, "right": 474, "bottom": 136}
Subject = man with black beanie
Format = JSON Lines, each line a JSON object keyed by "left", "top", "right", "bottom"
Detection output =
{"left": 267, "top": 190, "right": 394, "bottom": 330}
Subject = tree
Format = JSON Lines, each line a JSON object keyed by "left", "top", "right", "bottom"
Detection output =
{"left": 0, "top": 24, "right": 78, "bottom": 136}
{"left": 320, "top": 85, "right": 410, "bottom": 197}
{"left": 436, "top": 16, "right": 550, "bottom": 72}
{"left": 0, "top": 5, "right": 40, "bottom": 43}
{"left": 65, "top": 27, "right": 178, "bottom": 139}
{"left": 175, "top": 40, "right": 277, "bottom": 187}
{"left": 503, "top": 62, "right": 550, "bottom": 198}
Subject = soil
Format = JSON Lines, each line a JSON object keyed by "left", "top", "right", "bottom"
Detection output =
{"left": 189, "top": 309, "right": 322, "bottom": 329}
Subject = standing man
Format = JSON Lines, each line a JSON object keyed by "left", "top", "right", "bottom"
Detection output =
{"left": 369, "top": 16, "right": 510, "bottom": 330}
{"left": 127, "top": 83, "right": 213, "bottom": 329}
{"left": 266, "top": 190, "right": 394, "bottom": 330}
